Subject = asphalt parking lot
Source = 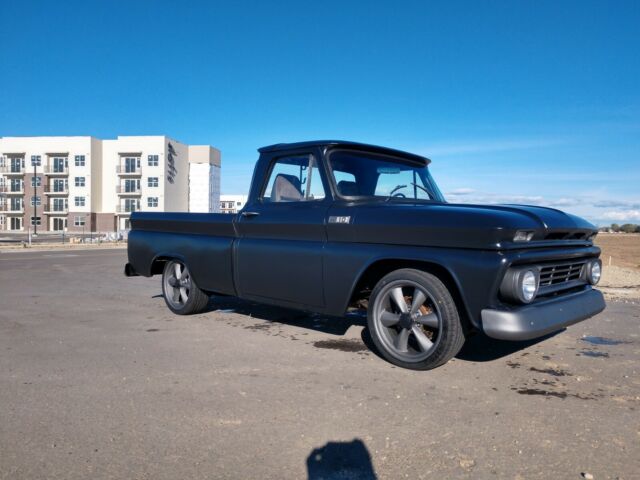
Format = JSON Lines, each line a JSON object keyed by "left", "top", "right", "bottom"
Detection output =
{"left": 1, "top": 249, "right": 639, "bottom": 479}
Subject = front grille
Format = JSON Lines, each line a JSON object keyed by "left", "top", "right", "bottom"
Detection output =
{"left": 543, "top": 231, "right": 588, "bottom": 240}
{"left": 539, "top": 261, "right": 585, "bottom": 286}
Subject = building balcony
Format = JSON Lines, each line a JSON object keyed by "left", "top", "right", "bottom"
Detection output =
{"left": 43, "top": 205, "right": 69, "bottom": 215}
{"left": 116, "top": 185, "right": 142, "bottom": 195}
{"left": 44, "top": 166, "right": 69, "bottom": 175}
{"left": 116, "top": 165, "right": 142, "bottom": 175}
{"left": 116, "top": 205, "right": 139, "bottom": 214}
{"left": 0, "top": 166, "right": 25, "bottom": 175}
{"left": 2, "top": 187, "right": 25, "bottom": 195}
{"left": 0, "top": 204, "right": 24, "bottom": 213}
{"left": 43, "top": 185, "right": 69, "bottom": 195}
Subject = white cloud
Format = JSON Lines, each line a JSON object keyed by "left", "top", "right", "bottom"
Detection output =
{"left": 547, "top": 198, "right": 582, "bottom": 207}
{"left": 446, "top": 188, "right": 475, "bottom": 195}
{"left": 601, "top": 210, "right": 640, "bottom": 221}
{"left": 446, "top": 191, "right": 546, "bottom": 206}
{"left": 593, "top": 200, "right": 640, "bottom": 210}
{"left": 443, "top": 189, "right": 640, "bottom": 225}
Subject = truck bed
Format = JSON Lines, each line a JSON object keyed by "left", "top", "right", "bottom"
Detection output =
{"left": 127, "top": 212, "right": 237, "bottom": 296}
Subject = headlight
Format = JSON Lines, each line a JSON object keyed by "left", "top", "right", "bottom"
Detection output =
{"left": 500, "top": 268, "right": 540, "bottom": 304}
{"left": 513, "top": 230, "right": 535, "bottom": 242}
{"left": 521, "top": 270, "right": 538, "bottom": 302}
{"left": 585, "top": 259, "right": 602, "bottom": 285}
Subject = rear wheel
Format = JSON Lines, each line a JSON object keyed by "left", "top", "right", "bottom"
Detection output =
{"left": 161, "top": 260, "right": 209, "bottom": 315}
{"left": 367, "top": 269, "right": 465, "bottom": 370}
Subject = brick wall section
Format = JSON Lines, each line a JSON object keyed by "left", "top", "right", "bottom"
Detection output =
{"left": 94, "top": 213, "right": 116, "bottom": 232}
{"left": 66, "top": 211, "right": 93, "bottom": 232}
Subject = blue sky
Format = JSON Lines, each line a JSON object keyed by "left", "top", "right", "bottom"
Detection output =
{"left": 1, "top": 0, "right": 638, "bottom": 225}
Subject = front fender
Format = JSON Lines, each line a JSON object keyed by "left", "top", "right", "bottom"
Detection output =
{"left": 322, "top": 243, "right": 506, "bottom": 328}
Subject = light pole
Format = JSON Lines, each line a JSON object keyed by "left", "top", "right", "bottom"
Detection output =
{"left": 33, "top": 163, "right": 37, "bottom": 236}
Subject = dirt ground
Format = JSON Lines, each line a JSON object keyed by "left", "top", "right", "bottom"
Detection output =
{"left": 595, "top": 234, "right": 640, "bottom": 302}
{"left": 596, "top": 233, "right": 640, "bottom": 271}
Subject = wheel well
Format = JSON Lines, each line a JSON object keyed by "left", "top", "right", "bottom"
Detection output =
{"left": 150, "top": 256, "right": 172, "bottom": 276}
{"left": 349, "top": 259, "right": 475, "bottom": 334}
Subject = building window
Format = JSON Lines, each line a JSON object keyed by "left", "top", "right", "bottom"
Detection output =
{"left": 31, "top": 196, "right": 41, "bottom": 206}
{"left": 148, "top": 155, "right": 159, "bottom": 166}
{"left": 53, "top": 198, "right": 67, "bottom": 211}
{"left": 53, "top": 179, "right": 67, "bottom": 192}
{"left": 52, "top": 157, "right": 68, "bottom": 173}
{"left": 236, "top": 202, "right": 241, "bottom": 206}
{"left": 31, "top": 176, "right": 42, "bottom": 187}
{"left": 31, "top": 155, "right": 41, "bottom": 166}
{"left": 123, "top": 179, "right": 140, "bottom": 193}
{"left": 75, "top": 155, "right": 85, "bottom": 167}
{"left": 75, "top": 177, "right": 86, "bottom": 187}
{"left": 74, "top": 196, "right": 85, "bottom": 207}
{"left": 10, "top": 178, "right": 22, "bottom": 192}
{"left": 147, "top": 177, "right": 158, "bottom": 187}
{"left": 10, "top": 198, "right": 23, "bottom": 210}
{"left": 0, "top": 216, "right": 5, "bottom": 226}
{"left": 30, "top": 216, "right": 42, "bottom": 226}
{"left": 124, "top": 199, "right": 139, "bottom": 212}
{"left": 74, "top": 216, "right": 86, "bottom": 227}
{"left": 147, "top": 197, "right": 158, "bottom": 207}
{"left": 10, "top": 217, "right": 22, "bottom": 230}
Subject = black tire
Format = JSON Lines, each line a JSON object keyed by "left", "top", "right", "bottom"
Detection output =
{"left": 161, "top": 260, "right": 209, "bottom": 315}
{"left": 367, "top": 268, "right": 465, "bottom": 370}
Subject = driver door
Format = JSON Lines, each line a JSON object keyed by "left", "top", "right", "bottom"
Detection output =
{"left": 235, "top": 151, "right": 330, "bottom": 308}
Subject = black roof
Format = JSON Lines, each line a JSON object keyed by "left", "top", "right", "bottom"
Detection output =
{"left": 258, "top": 140, "right": 430, "bottom": 165}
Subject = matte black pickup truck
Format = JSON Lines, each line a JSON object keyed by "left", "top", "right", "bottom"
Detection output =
{"left": 126, "top": 140, "right": 605, "bottom": 370}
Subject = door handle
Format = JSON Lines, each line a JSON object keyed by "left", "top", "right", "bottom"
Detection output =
{"left": 241, "top": 211, "right": 260, "bottom": 218}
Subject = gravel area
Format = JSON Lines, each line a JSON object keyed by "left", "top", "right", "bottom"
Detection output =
{"left": 600, "top": 265, "right": 640, "bottom": 302}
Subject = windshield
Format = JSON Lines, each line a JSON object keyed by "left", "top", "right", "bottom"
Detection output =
{"left": 328, "top": 150, "right": 445, "bottom": 202}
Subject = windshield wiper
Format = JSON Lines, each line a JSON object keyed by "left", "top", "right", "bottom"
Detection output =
{"left": 410, "top": 182, "right": 431, "bottom": 197}
{"left": 386, "top": 184, "right": 407, "bottom": 201}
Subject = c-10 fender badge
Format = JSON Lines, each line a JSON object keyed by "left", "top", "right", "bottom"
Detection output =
{"left": 328, "top": 216, "right": 351, "bottom": 224}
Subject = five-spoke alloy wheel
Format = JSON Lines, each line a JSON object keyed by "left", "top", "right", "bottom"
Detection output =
{"left": 162, "top": 260, "right": 209, "bottom": 315}
{"left": 368, "top": 269, "right": 465, "bottom": 370}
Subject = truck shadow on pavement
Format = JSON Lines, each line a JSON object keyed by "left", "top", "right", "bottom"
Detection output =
{"left": 306, "top": 438, "right": 377, "bottom": 480}
{"left": 358, "top": 327, "right": 558, "bottom": 364}
{"left": 155, "top": 294, "right": 558, "bottom": 363}
{"left": 455, "top": 330, "right": 560, "bottom": 362}
{"left": 202, "top": 296, "right": 366, "bottom": 336}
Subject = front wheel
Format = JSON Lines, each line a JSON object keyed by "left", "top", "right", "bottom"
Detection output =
{"left": 162, "top": 260, "right": 209, "bottom": 315}
{"left": 367, "top": 269, "right": 465, "bottom": 370}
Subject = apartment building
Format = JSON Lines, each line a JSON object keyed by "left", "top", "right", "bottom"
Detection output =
{"left": 220, "top": 194, "right": 248, "bottom": 214}
{"left": 189, "top": 146, "right": 221, "bottom": 213}
{"left": 0, "top": 136, "right": 220, "bottom": 232}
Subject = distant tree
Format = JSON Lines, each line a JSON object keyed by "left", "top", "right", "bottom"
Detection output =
{"left": 620, "top": 224, "right": 637, "bottom": 233}
{"left": 636, "top": 225, "right": 640, "bottom": 233}
{"left": 611, "top": 223, "right": 620, "bottom": 232}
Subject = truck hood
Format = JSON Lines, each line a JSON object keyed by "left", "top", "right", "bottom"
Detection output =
{"left": 346, "top": 202, "right": 597, "bottom": 250}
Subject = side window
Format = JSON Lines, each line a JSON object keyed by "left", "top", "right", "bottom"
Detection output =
{"left": 262, "top": 154, "right": 326, "bottom": 203}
